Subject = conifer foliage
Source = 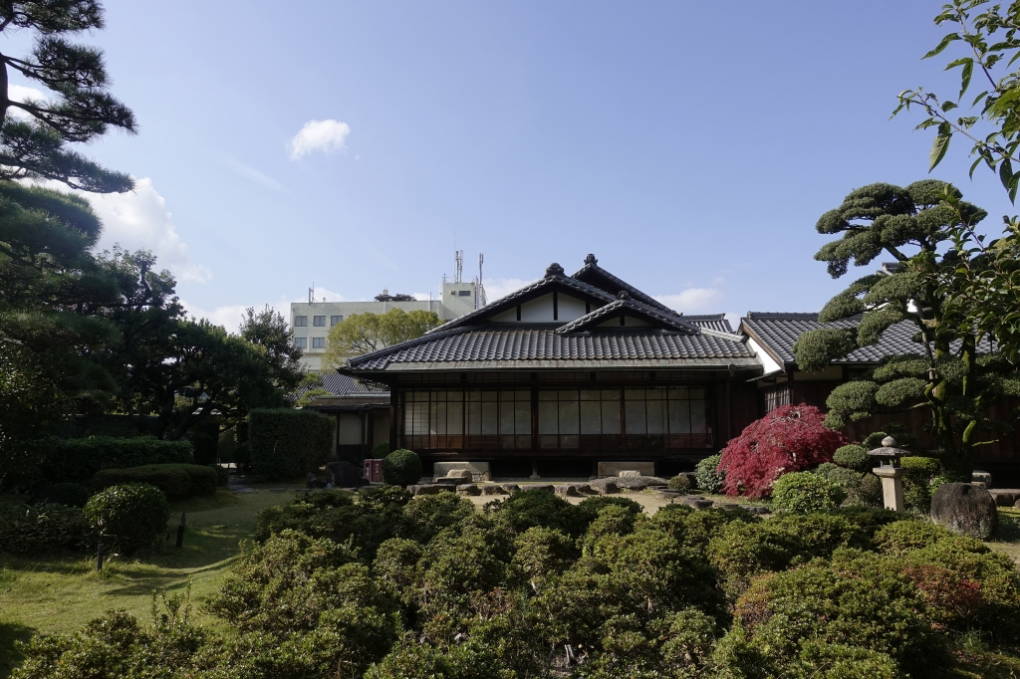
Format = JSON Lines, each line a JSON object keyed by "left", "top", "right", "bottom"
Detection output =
{"left": 718, "top": 404, "right": 847, "bottom": 498}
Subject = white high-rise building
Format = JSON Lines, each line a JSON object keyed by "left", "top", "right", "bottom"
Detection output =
{"left": 291, "top": 278, "right": 483, "bottom": 371}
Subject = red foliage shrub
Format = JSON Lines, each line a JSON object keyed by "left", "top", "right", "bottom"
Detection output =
{"left": 901, "top": 564, "right": 984, "bottom": 630}
{"left": 719, "top": 404, "right": 847, "bottom": 498}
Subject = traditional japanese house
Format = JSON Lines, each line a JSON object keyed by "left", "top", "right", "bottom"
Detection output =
{"left": 300, "top": 373, "right": 391, "bottom": 459}
{"left": 339, "top": 255, "right": 762, "bottom": 477}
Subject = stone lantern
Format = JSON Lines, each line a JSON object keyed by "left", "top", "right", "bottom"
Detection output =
{"left": 869, "top": 436, "right": 908, "bottom": 512}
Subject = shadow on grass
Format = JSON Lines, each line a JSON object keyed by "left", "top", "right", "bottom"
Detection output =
{"left": 0, "top": 620, "right": 35, "bottom": 679}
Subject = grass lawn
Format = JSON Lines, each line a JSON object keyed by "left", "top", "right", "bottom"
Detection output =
{"left": 0, "top": 482, "right": 302, "bottom": 678}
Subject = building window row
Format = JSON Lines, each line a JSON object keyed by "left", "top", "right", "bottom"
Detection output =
{"left": 313, "top": 315, "right": 325, "bottom": 326}
{"left": 400, "top": 386, "right": 712, "bottom": 452}
{"left": 294, "top": 315, "right": 307, "bottom": 327}
{"left": 312, "top": 337, "right": 325, "bottom": 348}
{"left": 294, "top": 337, "right": 307, "bottom": 348}
{"left": 331, "top": 315, "right": 343, "bottom": 326}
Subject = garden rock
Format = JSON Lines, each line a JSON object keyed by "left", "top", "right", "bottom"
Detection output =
{"left": 430, "top": 476, "right": 461, "bottom": 485}
{"left": 555, "top": 485, "right": 579, "bottom": 497}
{"left": 972, "top": 470, "right": 993, "bottom": 488}
{"left": 456, "top": 484, "right": 480, "bottom": 496}
{"left": 502, "top": 483, "right": 521, "bottom": 494}
{"left": 931, "top": 482, "right": 998, "bottom": 539}
{"left": 445, "top": 469, "right": 473, "bottom": 480}
{"left": 409, "top": 484, "right": 449, "bottom": 496}
{"left": 989, "top": 489, "right": 1020, "bottom": 507}
{"left": 529, "top": 484, "right": 555, "bottom": 493}
{"left": 589, "top": 480, "right": 619, "bottom": 495}
{"left": 325, "top": 461, "right": 369, "bottom": 488}
{"left": 481, "top": 485, "right": 508, "bottom": 496}
{"left": 745, "top": 506, "right": 770, "bottom": 516}
{"left": 680, "top": 496, "right": 713, "bottom": 510}
{"left": 306, "top": 473, "right": 328, "bottom": 489}
{"left": 611, "top": 475, "right": 670, "bottom": 490}
{"left": 618, "top": 470, "right": 642, "bottom": 478}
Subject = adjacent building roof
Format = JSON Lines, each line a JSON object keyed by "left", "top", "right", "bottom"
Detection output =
{"left": 680, "top": 313, "right": 734, "bottom": 334}
{"left": 740, "top": 311, "right": 993, "bottom": 369}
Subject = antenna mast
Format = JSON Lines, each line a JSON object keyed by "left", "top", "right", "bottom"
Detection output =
{"left": 308, "top": 283, "right": 314, "bottom": 304}
{"left": 477, "top": 253, "right": 487, "bottom": 308}
{"left": 454, "top": 249, "right": 464, "bottom": 284}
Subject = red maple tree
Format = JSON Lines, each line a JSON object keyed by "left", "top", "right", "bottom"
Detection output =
{"left": 718, "top": 404, "right": 847, "bottom": 498}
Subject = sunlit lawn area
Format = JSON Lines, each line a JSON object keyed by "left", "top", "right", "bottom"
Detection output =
{"left": 0, "top": 482, "right": 303, "bottom": 678}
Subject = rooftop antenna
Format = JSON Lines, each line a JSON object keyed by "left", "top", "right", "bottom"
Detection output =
{"left": 308, "top": 283, "right": 314, "bottom": 304}
{"left": 454, "top": 249, "right": 464, "bottom": 284}
{"left": 477, "top": 253, "right": 487, "bottom": 308}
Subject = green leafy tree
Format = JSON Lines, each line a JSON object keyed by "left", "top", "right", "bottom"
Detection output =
{"left": 322, "top": 308, "right": 441, "bottom": 368}
{"left": 894, "top": 1, "right": 1020, "bottom": 363}
{"left": 793, "top": 181, "right": 1020, "bottom": 476}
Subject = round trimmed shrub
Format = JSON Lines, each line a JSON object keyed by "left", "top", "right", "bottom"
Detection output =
{"left": 814, "top": 462, "right": 864, "bottom": 490}
{"left": 668, "top": 474, "right": 694, "bottom": 492}
{"left": 371, "top": 441, "right": 391, "bottom": 458}
{"left": 37, "top": 482, "right": 92, "bottom": 507}
{"left": 382, "top": 449, "right": 423, "bottom": 487}
{"left": 695, "top": 454, "right": 725, "bottom": 494}
{"left": 771, "top": 471, "right": 846, "bottom": 513}
{"left": 833, "top": 444, "right": 871, "bottom": 472}
{"left": 83, "top": 483, "right": 169, "bottom": 553}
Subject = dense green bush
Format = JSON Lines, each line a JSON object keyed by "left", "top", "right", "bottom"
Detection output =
{"left": 667, "top": 474, "right": 694, "bottom": 491}
{"left": 36, "top": 482, "right": 92, "bottom": 507}
{"left": 248, "top": 408, "right": 333, "bottom": 479}
{"left": 771, "top": 471, "right": 846, "bottom": 513}
{"left": 92, "top": 464, "right": 218, "bottom": 500}
{"left": 0, "top": 503, "right": 87, "bottom": 554}
{"left": 34, "top": 436, "right": 193, "bottom": 486}
{"left": 381, "top": 449, "right": 422, "bottom": 487}
{"left": 487, "top": 488, "right": 589, "bottom": 539}
{"left": 852, "top": 473, "right": 885, "bottom": 508}
{"left": 82, "top": 483, "right": 169, "bottom": 554}
{"left": 695, "top": 454, "right": 725, "bottom": 493}
{"left": 833, "top": 443, "right": 871, "bottom": 472}
{"left": 901, "top": 456, "right": 942, "bottom": 510}
{"left": 208, "top": 463, "right": 228, "bottom": 486}
{"left": 371, "top": 441, "right": 391, "bottom": 457}
{"left": 814, "top": 461, "right": 864, "bottom": 490}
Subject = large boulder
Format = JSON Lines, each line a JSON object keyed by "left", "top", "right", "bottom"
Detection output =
{"left": 325, "top": 461, "right": 369, "bottom": 489}
{"left": 931, "top": 483, "right": 998, "bottom": 539}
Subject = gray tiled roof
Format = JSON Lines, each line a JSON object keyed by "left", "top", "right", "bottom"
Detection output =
{"left": 681, "top": 314, "right": 734, "bottom": 334}
{"left": 741, "top": 312, "right": 992, "bottom": 366}
{"left": 347, "top": 324, "right": 757, "bottom": 371}
{"left": 320, "top": 372, "right": 387, "bottom": 395}
{"left": 555, "top": 298, "right": 701, "bottom": 335}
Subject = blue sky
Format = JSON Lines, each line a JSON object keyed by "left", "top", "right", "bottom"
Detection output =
{"left": 10, "top": 0, "right": 1015, "bottom": 329}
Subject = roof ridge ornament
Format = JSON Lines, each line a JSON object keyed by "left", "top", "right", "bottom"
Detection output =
{"left": 584, "top": 253, "right": 598, "bottom": 266}
{"left": 617, "top": 290, "right": 630, "bottom": 300}
{"left": 546, "top": 262, "right": 565, "bottom": 277}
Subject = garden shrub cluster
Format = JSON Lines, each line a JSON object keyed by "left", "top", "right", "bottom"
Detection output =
{"left": 14, "top": 489, "right": 1020, "bottom": 678}
{"left": 92, "top": 464, "right": 218, "bottom": 500}
{"left": 0, "top": 503, "right": 88, "bottom": 554}
{"left": 30, "top": 436, "right": 194, "bottom": 487}
{"left": 248, "top": 408, "right": 333, "bottom": 479}
{"left": 718, "top": 404, "right": 847, "bottom": 498}
{"left": 667, "top": 474, "right": 694, "bottom": 491}
{"left": 35, "top": 482, "right": 92, "bottom": 507}
{"left": 771, "top": 471, "right": 846, "bottom": 513}
{"left": 83, "top": 483, "right": 170, "bottom": 554}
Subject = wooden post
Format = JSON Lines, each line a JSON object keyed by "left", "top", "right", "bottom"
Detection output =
{"left": 96, "top": 541, "right": 104, "bottom": 571}
{"left": 176, "top": 512, "right": 186, "bottom": 548}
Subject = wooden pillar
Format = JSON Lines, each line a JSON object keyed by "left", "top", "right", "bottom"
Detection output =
{"left": 389, "top": 387, "right": 398, "bottom": 453}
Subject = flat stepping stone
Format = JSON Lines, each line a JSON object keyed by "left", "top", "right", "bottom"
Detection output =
{"left": 989, "top": 489, "right": 1020, "bottom": 506}
{"left": 408, "top": 484, "right": 453, "bottom": 496}
{"left": 555, "top": 485, "right": 580, "bottom": 497}
{"left": 528, "top": 484, "right": 555, "bottom": 493}
{"left": 502, "top": 483, "right": 521, "bottom": 494}
{"left": 680, "top": 496, "right": 713, "bottom": 510}
{"left": 456, "top": 484, "right": 480, "bottom": 496}
{"left": 745, "top": 506, "right": 770, "bottom": 516}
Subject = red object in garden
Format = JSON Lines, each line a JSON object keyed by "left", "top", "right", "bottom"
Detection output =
{"left": 718, "top": 403, "right": 847, "bottom": 498}
{"left": 363, "top": 459, "right": 384, "bottom": 483}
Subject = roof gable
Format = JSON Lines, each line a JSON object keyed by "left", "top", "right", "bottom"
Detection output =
{"left": 556, "top": 297, "right": 702, "bottom": 335}
{"left": 571, "top": 254, "right": 676, "bottom": 314}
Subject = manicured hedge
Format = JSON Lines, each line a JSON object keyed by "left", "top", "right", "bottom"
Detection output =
{"left": 382, "top": 449, "right": 423, "bottom": 487}
{"left": 37, "top": 436, "right": 194, "bottom": 485}
{"left": 0, "top": 503, "right": 88, "bottom": 554}
{"left": 92, "top": 464, "right": 218, "bottom": 500}
{"left": 248, "top": 408, "right": 333, "bottom": 479}
{"left": 83, "top": 483, "right": 169, "bottom": 554}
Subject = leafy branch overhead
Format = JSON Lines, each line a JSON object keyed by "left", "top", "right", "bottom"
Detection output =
{"left": 0, "top": 0, "right": 135, "bottom": 191}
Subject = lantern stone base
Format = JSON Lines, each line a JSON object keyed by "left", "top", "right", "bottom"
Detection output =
{"left": 872, "top": 466, "right": 906, "bottom": 512}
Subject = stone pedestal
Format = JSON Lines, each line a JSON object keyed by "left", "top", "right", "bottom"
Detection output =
{"left": 873, "top": 466, "right": 905, "bottom": 512}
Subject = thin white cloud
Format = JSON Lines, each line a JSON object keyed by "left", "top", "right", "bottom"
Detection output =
{"left": 482, "top": 278, "right": 537, "bottom": 304}
{"left": 217, "top": 156, "right": 287, "bottom": 193}
{"left": 179, "top": 301, "right": 252, "bottom": 333}
{"left": 654, "top": 288, "right": 725, "bottom": 313}
{"left": 288, "top": 119, "right": 351, "bottom": 160}
{"left": 35, "top": 177, "right": 211, "bottom": 283}
{"left": 7, "top": 83, "right": 48, "bottom": 120}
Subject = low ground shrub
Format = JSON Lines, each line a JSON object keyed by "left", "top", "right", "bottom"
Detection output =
{"left": 851, "top": 473, "right": 884, "bottom": 508}
{"left": 92, "top": 464, "right": 217, "bottom": 500}
{"left": 771, "top": 471, "right": 846, "bottom": 513}
{"left": 34, "top": 436, "right": 193, "bottom": 486}
{"left": 694, "top": 454, "right": 725, "bottom": 494}
{"left": 403, "top": 492, "right": 476, "bottom": 543}
{"left": 381, "top": 449, "right": 423, "bottom": 487}
{"left": 248, "top": 408, "right": 333, "bottom": 479}
{"left": 718, "top": 404, "right": 847, "bottom": 498}
{"left": 833, "top": 443, "right": 871, "bottom": 472}
{"left": 0, "top": 503, "right": 87, "bottom": 554}
{"left": 486, "top": 488, "right": 589, "bottom": 539}
{"left": 667, "top": 474, "right": 694, "bottom": 491}
{"left": 82, "top": 483, "right": 169, "bottom": 554}
{"left": 35, "top": 482, "right": 92, "bottom": 507}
